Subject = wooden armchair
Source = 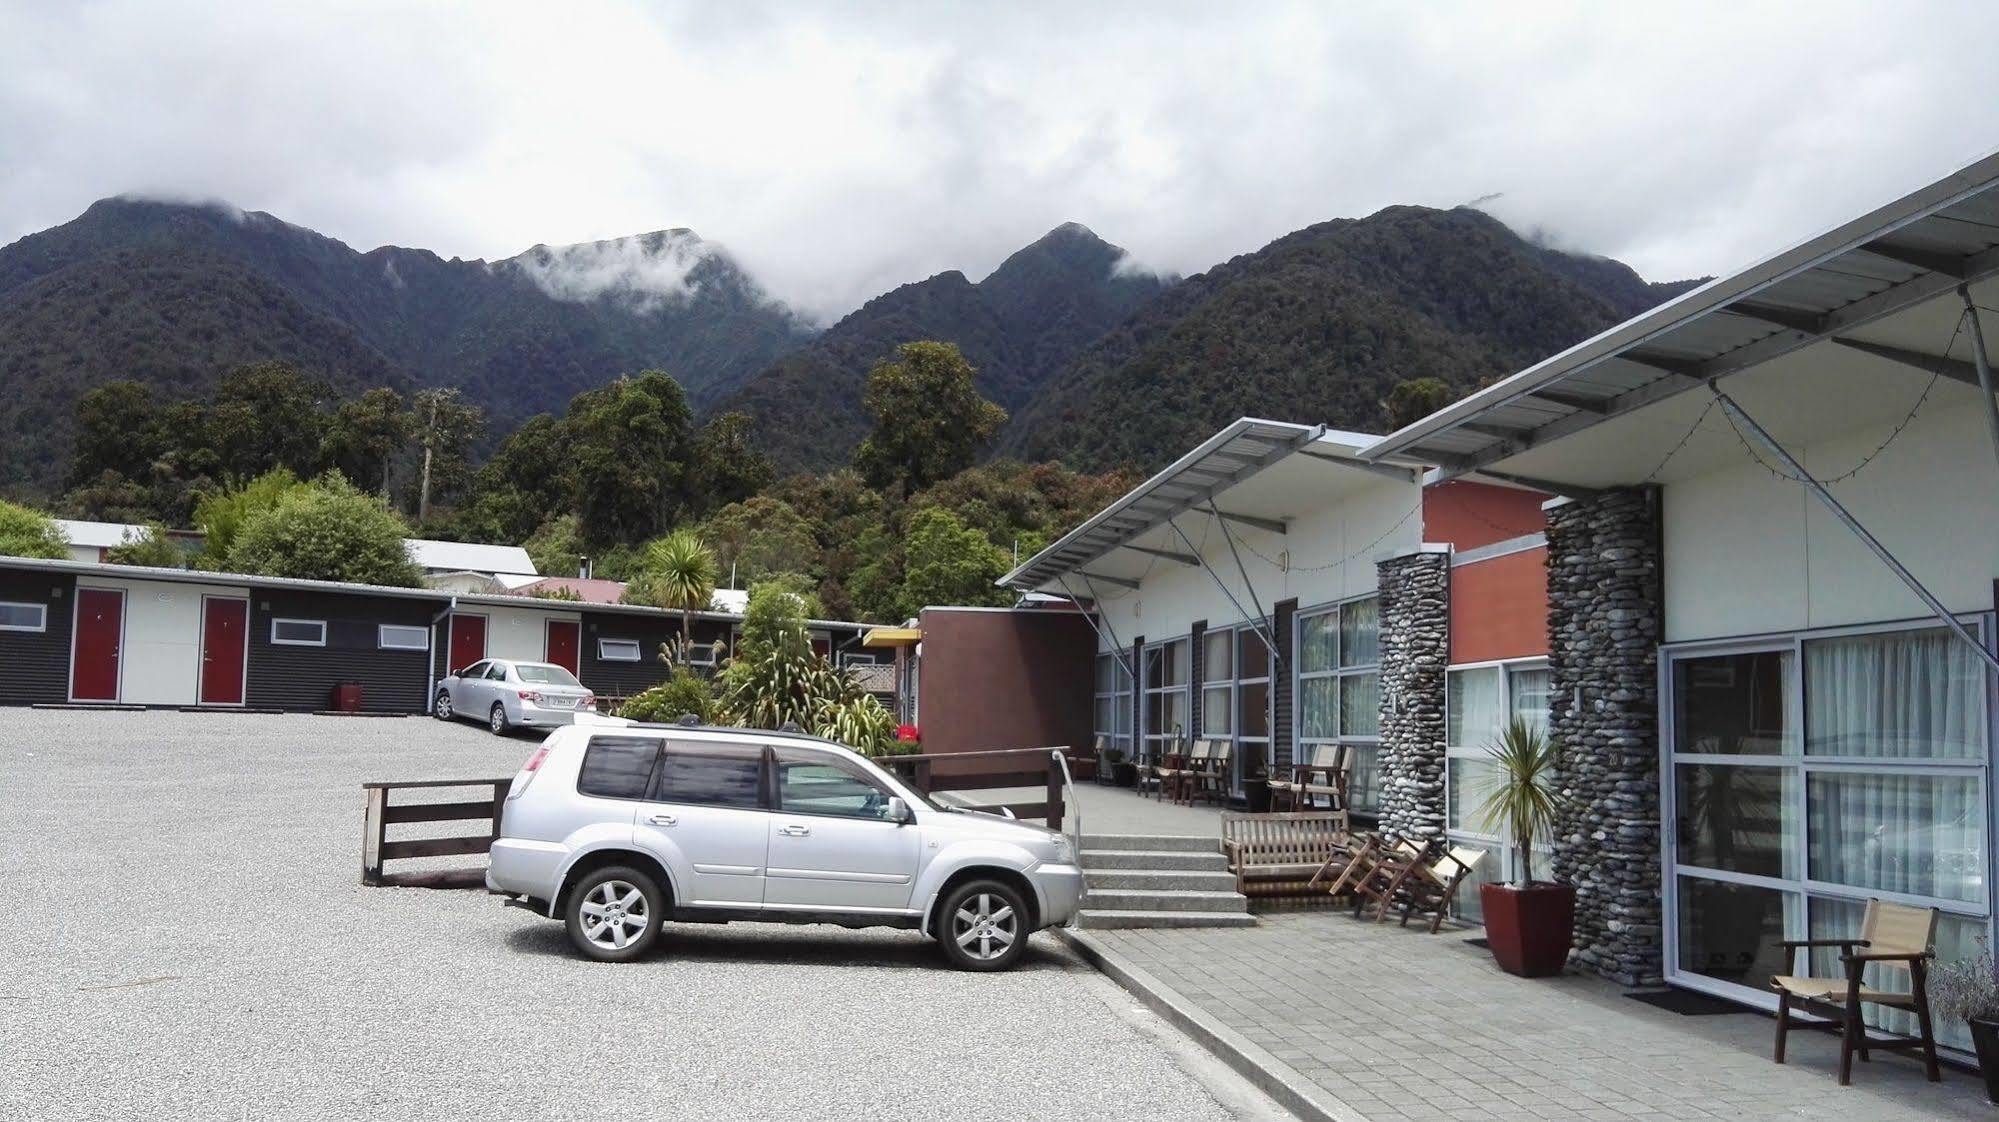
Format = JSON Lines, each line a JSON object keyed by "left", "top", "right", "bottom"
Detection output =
{"left": 1270, "top": 743, "right": 1349, "bottom": 814}
{"left": 1149, "top": 739, "right": 1196, "bottom": 802}
{"left": 1170, "top": 739, "right": 1216, "bottom": 803}
{"left": 1189, "top": 738, "right": 1234, "bottom": 805}
{"left": 1092, "top": 735, "right": 1118, "bottom": 786}
{"left": 1771, "top": 899, "right": 1941, "bottom": 1086}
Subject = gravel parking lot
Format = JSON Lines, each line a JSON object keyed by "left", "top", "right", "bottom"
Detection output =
{"left": 0, "top": 710, "right": 1279, "bottom": 1121}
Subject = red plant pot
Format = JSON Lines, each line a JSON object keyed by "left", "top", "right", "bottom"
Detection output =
{"left": 1480, "top": 882, "right": 1576, "bottom": 978}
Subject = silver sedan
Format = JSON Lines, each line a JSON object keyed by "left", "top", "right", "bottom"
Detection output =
{"left": 435, "top": 659, "right": 596, "bottom": 734}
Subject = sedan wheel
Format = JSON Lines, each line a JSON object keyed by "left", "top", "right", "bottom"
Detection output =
{"left": 434, "top": 691, "right": 453, "bottom": 721}
{"left": 939, "top": 879, "right": 1029, "bottom": 972}
{"left": 489, "top": 703, "right": 509, "bottom": 735}
{"left": 563, "top": 866, "right": 665, "bottom": 962}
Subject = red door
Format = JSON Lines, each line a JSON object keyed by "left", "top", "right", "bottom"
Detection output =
{"left": 449, "top": 614, "right": 487, "bottom": 674}
{"left": 199, "top": 597, "right": 248, "bottom": 705}
{"left": 545, "top": 620, "right": 580, "bottom": 677}
{"left": 71, "top": 588, "right": 124, "bottom": 701}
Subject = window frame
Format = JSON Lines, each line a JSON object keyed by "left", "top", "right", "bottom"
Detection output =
{"left": 1292, "top": 594, "right": 1382, "bottom": 812}
{"left": 1140, "top": 636, "right": 1190, "bottom": 764}
{"left": 647, "top": 740, "right": 770, "bottom": 810}
{"left": 1443, "top": 656, "right": 1553, "bottom": 916}
{"left": 597, "top": 638, "right": 643, "bottom": 663}
{"left": 269, "top": 618, "right": 327, "bottom": 647}
{"left": 0, "top": 600, "right": 47, "bottom": 633}
{"left": 1658, "top": 613, "right": 1996, "bottom": 1034}
{"left": 772, "top": 746, "right": 901, "bottom": 822}
{"left": 575, "top": 735, "right": 664, "bottom": 802}
{"left": 377, "top": 624, "right": 430, "bottom": 651}
{"left": 1094, "top": 649, "right": 1134, "bottom": 754}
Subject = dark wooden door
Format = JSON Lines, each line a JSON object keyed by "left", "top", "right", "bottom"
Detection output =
{"left": 71, "top": 587, "right": 124, "bottom": 701}
{"left": 545, "top": 620, "right": 580, "bottom": 677}
{"left": 199, "top": 597, "right": 248, "bottom": 705}
{"left": 449, "top": 614, "right": 487, "bottom": 674}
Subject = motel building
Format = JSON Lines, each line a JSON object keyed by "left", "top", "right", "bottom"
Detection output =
{"left": 0, "top": 556, "right": 872, "bottom": 714}
{"left": 936, "top": 154, "right": 1999, "bottom": 1050}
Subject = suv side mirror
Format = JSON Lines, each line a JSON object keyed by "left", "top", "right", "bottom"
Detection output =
{"left": 887, "top": 796, "right": 913, "bottom": 825}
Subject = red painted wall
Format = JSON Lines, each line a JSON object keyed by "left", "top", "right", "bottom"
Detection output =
{"left": 1423, "top": 481, "right": 1545, "bottom": 551}
{"left": 915, "top": 608, "right": 1096, "bottom": 774}
{"left": 1450, "top": 546, "right": 1551, "bottom": 664}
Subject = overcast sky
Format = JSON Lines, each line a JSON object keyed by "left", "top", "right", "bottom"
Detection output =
{"left": 5, "top": 1, "right": 1999, "bottom": 320}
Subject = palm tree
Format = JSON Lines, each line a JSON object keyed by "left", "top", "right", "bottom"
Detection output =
{"left": 640, "top": 530, "right": 718, "bottom": 656}
{"left": 1475, "top": 717, "right": 1565, "bottom": 885}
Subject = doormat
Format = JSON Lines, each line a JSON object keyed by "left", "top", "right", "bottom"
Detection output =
{"left": 1625, "top": 989, "right": 1747, "bottom": 1016}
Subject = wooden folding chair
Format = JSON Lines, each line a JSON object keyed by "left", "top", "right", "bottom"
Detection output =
{"left": 1150, "top": 739, "right": 1195, "bottom": 802}
{"left": 1376, "top": 844, "right": 1483, "bottom": 933}
{"left": 1771, "top": 900, "right": 1941, "bottom": 1086}
{"left": 1191, "top": 738, "right": 1234, "bottom": 805}
{"left": 1344, "top": 835, "right": 1433, "bottom": 921}
{"left": 1170, "top": 739, "right": 1215, "bottom": 804}
{"left": 1306, "top": 831, "right": 1382, "bottom": 901}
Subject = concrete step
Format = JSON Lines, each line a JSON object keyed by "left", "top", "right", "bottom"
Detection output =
{"left": 1079, "top": 849, "right": 1230, "bottom": 872}
{"left": 1085, "top": 869, "right": 1239, "bottom": 892}
{"left": 1084, "top": 888, "right": 1249, "bottom": 913}
{"left": 1074, "top": 909, "right": 1259, "bottom": 930}
{"left": 1081, "top": 833, "right": 1221, "bottom": 854}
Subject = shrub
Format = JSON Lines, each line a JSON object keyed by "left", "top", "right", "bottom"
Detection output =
{"left": 810, "top": 693, "right": 898, "bottom": 757}
{"left": 226, "top": 472, "right": 423, "bottom": 586}
{"left": 618, "top": 665, "right": 716, "bottom": 724}
{"left": 0, "top": 500, "right": 68, "bottom": 560}
{"left": 105, "top": 523, "right": 186, "bottom": 568}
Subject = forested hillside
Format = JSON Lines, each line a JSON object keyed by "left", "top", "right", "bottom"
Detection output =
{"left": 999, "top": 205, "right": 1702, "bottom": 470}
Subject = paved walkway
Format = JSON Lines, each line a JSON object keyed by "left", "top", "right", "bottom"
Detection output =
{"left": 957, "top": 780, "right": 1232, "bottom": 836}
{"left": 1086, "top": 911, "right": 1990, "bottom": 1121}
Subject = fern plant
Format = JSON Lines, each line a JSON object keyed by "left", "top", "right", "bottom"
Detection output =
{"left": 1474, "top": 717, "right": 1566, "bottom": 885}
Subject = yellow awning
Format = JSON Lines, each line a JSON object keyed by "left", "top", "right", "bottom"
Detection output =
{"left": 862, "top": 626, "right": 921, "bottom": 648}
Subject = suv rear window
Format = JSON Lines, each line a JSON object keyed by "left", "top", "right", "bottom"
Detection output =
{"left": 655, "top": 743, "right": 764, "bottom": 809}
{"left": 577, "top": 736, "right": 659, "bottom": 800}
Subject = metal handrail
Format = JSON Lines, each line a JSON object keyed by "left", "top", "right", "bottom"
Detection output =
{"left": 1051, "top": 748, "right": 1084, "bottom": 914}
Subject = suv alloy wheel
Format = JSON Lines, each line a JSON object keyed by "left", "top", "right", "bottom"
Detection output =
{"left": 937, "top": 879, "right": 1029, "bottom": 972}
{"left": 564, "top": 865, "right": 666, "bottom": 962}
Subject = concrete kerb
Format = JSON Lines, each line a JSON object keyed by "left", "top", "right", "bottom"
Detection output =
{"left": 1058, "top": 928, "right": 1358, "bottom": 1122}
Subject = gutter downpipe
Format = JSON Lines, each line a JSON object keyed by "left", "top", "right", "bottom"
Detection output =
{"left": 1714, "top": 390, "right": 1999, "bottom": 675}
{"left": 425, "top": 595, "right": 456, "bottom": 714}
{"left": 1956, "top": 286, "right": 1999, "bottom": 473}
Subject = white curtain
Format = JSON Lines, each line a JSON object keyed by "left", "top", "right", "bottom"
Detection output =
{"left": 1806, "top": 771, "right": 1984, "bottom": 902}
{"left": 1805, "top": 628, "right": 1984, "bottom": 759}
{"left": 1340, "top": 597, "right": 1380, "bottom": 667}
{"left": 1448, "top": 666, "right": 1503, "bottom": 748}
{"left": 1509, "top": 668, "right": 1552, "bottom": 738}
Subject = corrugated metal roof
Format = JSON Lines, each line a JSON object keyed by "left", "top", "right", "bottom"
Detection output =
{"left": 1362, "top": 151, "right": 1999, "bottom": 474}
{"left": 997, "top": 417, "right": 1412, "bottom": 592}
{"left": 404, "top": 538, "right": 537, "bottom": 576}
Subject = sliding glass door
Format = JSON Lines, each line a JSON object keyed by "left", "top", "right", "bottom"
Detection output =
{"left": 1662, "top": 619, "right": 1993, "bottom": 1048}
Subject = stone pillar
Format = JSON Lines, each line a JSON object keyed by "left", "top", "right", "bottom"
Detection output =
{"left": 1376, "top": 549, "right": 1450, "bottom": 841}
{"left": 1546, "top": 487, "right": 1665, "bottom": 987}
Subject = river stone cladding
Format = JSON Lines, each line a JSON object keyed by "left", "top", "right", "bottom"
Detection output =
{"left": 1546, "top": 487, "right": 1664, "bottom": 987}
{"left": 1375, "top": 550, "right": 1449, "bottom": 841}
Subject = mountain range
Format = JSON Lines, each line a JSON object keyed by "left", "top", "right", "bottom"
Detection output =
{"left": 0, "top": 196, "right": 1700, "bottom": 494}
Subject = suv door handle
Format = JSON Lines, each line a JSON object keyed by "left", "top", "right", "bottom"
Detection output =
{"left": 777, "top": 824, "right": 811, "bottom": 837}
{"left": 648, "top": 814, "right": 677, "bottom": 827}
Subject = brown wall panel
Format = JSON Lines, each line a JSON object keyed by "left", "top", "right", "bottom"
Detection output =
{"left": 915, "top": 608, "right": 1096, "bottom": 773}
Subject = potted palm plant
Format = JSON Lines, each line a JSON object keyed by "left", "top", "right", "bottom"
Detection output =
{"left": 1931, "top": 942, "right": 1999, "bottom": 1102}
{"left": 1475, "top": 716, "right": 1574, "bottom": 978}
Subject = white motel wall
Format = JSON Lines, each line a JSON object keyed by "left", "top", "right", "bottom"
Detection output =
{"left": 78, "top": 573, "right": 248, "bottom": 706}
{"left": 472, "top": 601, "right": 582, "bottom": 664}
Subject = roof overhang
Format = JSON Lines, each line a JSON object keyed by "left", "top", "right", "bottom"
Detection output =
{"left": 1360, "top": 151, "right": 1999, "bottom": 488}
{"left": 862, "top": 627, "right": 922, "bottom": 648}
{"left": 998, "top": 417, "right": 1420, "bottom": 594}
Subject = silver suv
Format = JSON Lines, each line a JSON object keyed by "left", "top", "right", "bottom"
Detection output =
{"left": 487, "top": 721, "right": 1084, "bottom": 971}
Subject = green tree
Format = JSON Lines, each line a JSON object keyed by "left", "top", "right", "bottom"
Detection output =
{"left": 456, "top": 413, "right": 574, "bottom": 543}
{"left": 105, "top": 524, "right": 186, "bottom": 568}
{"left": 323, "top": 387, "right": 412, "bottom": 495}
{"left": 689, "top": 410, "right": 776, "bottom": 515}
{"left": 68, "top": 381, "right": 167, "bottom": 490}
{"left": 629, "top": 529, "right": 717, "bottom": 650}
{"left": 717, "top": 581, "right": 864, "bottom": 733}
{"left": 852, "top": 342, "right": 1007, "bottom": 494}
{"left": 193, "top": 469, "right": 306, "bottom": 569}
{"left": 1384, "top": 377, "right": 1455, "bottom": 431}
{"left": 523, "top": 514, "right": 585, "bottom": 579}
{"left": 203, "top": 361, "right": 328, "bottom": 482}
{"left": 697, "top": 496, "right": 819, "bottom": 589}
{"left": 566, "top": 371, "right": 695, "bottom": 544}
{"left": 0, "top": 499, "right": 68, "bottom": 560}
{"left": 409, "top": 388, "right": 485, "bottom": 526}
{"left": 897, "top": 506, "right": 1012, "bottom": 618}
{"left": 226, "top": 473, "right": 422, "bottom": 586}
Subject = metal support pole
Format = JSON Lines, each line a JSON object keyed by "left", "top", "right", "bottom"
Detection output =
{"left": 1167, "top": 517, "right": 1280, "bottom": 660}
{"left": 1715, "top": 390, "right": 1999, "bottom": 674}
{"left": 1956, "top": 286, "right": 1999, "bottom": 473}
{"left": 1208, "top": 500, "right": 1276, "bottom": 654}
{"left": 1057, "top": 576, "right": 1136, "bottom": 681}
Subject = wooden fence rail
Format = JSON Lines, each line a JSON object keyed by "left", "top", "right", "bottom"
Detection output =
{"left": 361, "top": 777, "right": 511, "bottom": 888}
{"left": 878, "top": 746, "right": 1077, "bottom": 830}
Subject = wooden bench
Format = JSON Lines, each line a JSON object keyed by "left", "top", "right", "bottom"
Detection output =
{"left": 1220, "top": 811, "right": 1353, "bottom": 897}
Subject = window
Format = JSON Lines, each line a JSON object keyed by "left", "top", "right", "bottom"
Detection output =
{"left": 598, "top": 639, "right": 642, "bottom": 662}
{"left": 1141, "top": 637, "right": 1189, "bottom": 763}
{"left": 0, "top": 601, "right": 46, "bottom": 632}
{"left": 1444, "top": 659, "right": 1553, "bottom": 920}
{"left": 774, "top": 747, "right": 897, "bottom": 820}
{"left": 655, "top": 743, "right": 765, "bottom": 809}
{"left": 1294, "top": 596, "right": 1381, "bottom": 812}
{"left": 1200, "top": 629, "right": 1233, "bottom": 737}
{"left": 270, "top": 618, "right": 326, "bottom": 646}
{"left": 377, "top": 624, "right": 429, "bottom": 651}
{"left": 460, "top": 660, "right": 490, "bottom": 679}
{"left": 1233, "top": 625, "right": 1273, "bottom": 793}
{"left": 485, "top": 662, "right": 512, "bottom": 680}
{"left": 517, "top": 664, "right": 581, "bottom": 686}
{"left": 1664, "top": 621, "right": 1991, "bottom": 1050}
{"left": 577, "top": 736, "right": 659, "bottom": 800}
{"left": 685, "top": 641, "right": 721, "bottom": 666}
{"left": 1095, "top": 651, "right": 1134, "bottom": 753}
